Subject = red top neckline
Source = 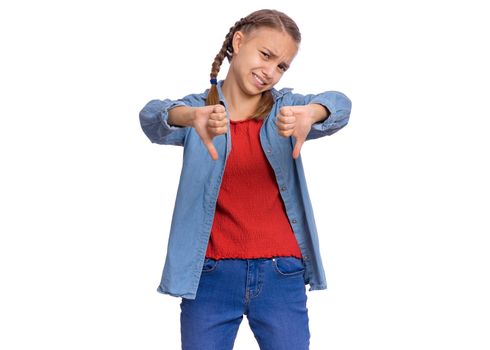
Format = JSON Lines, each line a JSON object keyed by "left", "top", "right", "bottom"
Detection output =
{"left": 229, "top": 118, "right": 264, "bottom": 124}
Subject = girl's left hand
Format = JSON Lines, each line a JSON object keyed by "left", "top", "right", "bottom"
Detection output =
{"left": 275, "top": 105, "right": 315, "bottom": 159}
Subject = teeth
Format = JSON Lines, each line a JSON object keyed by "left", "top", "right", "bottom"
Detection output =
{"left": 253, "top": 73, "right": 265, "bottom": 85}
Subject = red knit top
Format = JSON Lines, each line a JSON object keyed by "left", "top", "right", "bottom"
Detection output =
{"left": 205, "top": 117, "right": 302, "bottom": 259}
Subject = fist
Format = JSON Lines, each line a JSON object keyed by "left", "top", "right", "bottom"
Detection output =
{"left": 275, "top": 106, "right": 314, "bottom": 159}
{"left": 192, "top": 104, "right": 227, "bottom": 160}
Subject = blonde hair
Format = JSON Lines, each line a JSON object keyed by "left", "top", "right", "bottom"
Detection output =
{"left": 206, "top": 9, "right": 301, "bottom": 119}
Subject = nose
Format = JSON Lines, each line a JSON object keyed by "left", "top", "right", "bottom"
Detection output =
{"left": 261, "top": 62, "right": 276, "bottom": 80}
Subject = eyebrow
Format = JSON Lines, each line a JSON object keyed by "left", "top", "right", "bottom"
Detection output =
{"left": 262, "top": 47, "right": 291, "bottom": 69}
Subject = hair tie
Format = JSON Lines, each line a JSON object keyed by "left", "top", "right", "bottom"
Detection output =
{"left": 210, "top": 78, "right": 218, "bottom": 85}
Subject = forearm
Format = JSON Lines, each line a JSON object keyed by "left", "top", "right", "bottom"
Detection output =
{"left": 308, "top": 103, "right": 330, "bottom": 124}
{"left": 168, "top": 106, "right": 195, "bottom": 127}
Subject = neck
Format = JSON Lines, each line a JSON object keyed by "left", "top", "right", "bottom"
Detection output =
{"left": 221, "top": 73, "right": 262, "bottom": 120}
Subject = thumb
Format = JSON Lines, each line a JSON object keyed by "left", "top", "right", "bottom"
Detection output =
{"left": 292, "top": 135, "right": 305, "bottom": 159}
{"left": 201, "top": 134, "right": 219, "bottom": 160}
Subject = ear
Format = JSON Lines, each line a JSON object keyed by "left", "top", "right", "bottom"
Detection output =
{"left": 232, "top": 31, "right": 245, "bottom": 55}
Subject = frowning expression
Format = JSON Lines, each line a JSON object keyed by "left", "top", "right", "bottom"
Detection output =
{"left": 230, "top": 27, "right": 299, "bottom": 95}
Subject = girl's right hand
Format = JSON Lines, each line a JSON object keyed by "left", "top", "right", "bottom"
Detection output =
{"left": 192, "top": 104, "right": 227, "bottom": 160}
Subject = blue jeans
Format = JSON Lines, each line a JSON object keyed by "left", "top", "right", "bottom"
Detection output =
{"left": 180, "top": 257, "right": 310, "bottom": 350}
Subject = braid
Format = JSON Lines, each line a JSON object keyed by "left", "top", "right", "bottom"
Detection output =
{"left": 206, "top": 17, "right": 253, "bottom": 106}
{"left": 206, "top": 9, "right": 299, "bottom": 120}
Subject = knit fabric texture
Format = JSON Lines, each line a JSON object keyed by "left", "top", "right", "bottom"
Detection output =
{"left": 205, "top": 118, "right": 303, "bottom": 260}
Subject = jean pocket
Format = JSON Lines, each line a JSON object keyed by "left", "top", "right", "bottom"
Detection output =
{"left": 201, "top": 258, "right": 219, "bottom": 273}
{"left": 272, "top": 257, "right": 305, "bottom": 276}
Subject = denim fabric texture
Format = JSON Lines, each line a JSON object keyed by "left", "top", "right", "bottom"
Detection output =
{"left": 139, "top": 80, "right": 351, "bottom": 299}
{"left": 180, "top": 257, "right": 309, "bottom": 350}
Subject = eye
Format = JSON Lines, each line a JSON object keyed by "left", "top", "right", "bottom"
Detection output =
{"left": 260, "top": 51, "right": 270, "bottom": 59}
{"left": 278, "top": 65, "right": 287, "bottom": 72}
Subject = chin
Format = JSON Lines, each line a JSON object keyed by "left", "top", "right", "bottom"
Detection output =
{"left": 244, "top": 82, "right": 264, "bottom": 96}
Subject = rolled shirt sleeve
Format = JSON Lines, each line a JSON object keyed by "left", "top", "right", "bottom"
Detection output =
{"left": 139, "top": 93, "right": 205, "bottom": 146}
{"left": 286, "top": 91, "right": 352, "bottom": 140}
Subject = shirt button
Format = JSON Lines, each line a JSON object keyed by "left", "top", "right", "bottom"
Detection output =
{"left": 292, "top": 219, "right": 297, "bottom": 224}
{"left": 266, "top": 148, "right": 272, "bottom": 153}
{"left": 281, "top": 186, "right": 287, "bottom": 191}
{"left": 303, "top": 255, "right": 309, "bottom": 261}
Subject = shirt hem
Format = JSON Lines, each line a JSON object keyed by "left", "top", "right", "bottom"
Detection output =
{"left": 156, "top": 285, "right": 197, "bottom": 300}
{"left": 204, "top": 254, "right": 303, "bottom": 260}
{"left": 308, "top": 283, "right": 327, "bottom": 291}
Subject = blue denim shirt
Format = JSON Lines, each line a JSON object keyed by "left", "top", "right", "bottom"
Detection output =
{"left": 139, "top": 80, "right": 351, "bottom": 299}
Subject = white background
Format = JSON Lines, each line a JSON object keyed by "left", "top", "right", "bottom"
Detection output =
{"left": 1, "top": 0, "right": 489, "bottom": 349}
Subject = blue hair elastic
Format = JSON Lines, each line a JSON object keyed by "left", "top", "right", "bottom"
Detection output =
{"left": 210, "top": 78, "right": 218, "bottom": 85}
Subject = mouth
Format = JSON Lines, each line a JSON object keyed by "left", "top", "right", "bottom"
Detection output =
{"left": 252, "top": 73, "right": 267, "bottom": 86}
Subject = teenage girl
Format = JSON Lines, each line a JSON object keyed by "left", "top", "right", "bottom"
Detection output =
{"left": 139, "top": 8, "right": 351, "bottom": 350}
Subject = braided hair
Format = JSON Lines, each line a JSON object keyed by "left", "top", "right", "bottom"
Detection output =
{"left": 206, "top": 9, "right": 301, "bottom": 120}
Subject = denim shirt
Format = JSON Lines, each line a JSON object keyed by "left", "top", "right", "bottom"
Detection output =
{"left": 139, "top": 80, "right": 351, "bottom": 299}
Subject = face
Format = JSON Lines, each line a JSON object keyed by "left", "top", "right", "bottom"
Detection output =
{"left": 229, "top": 27, "right": 299, "bottom": 95}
